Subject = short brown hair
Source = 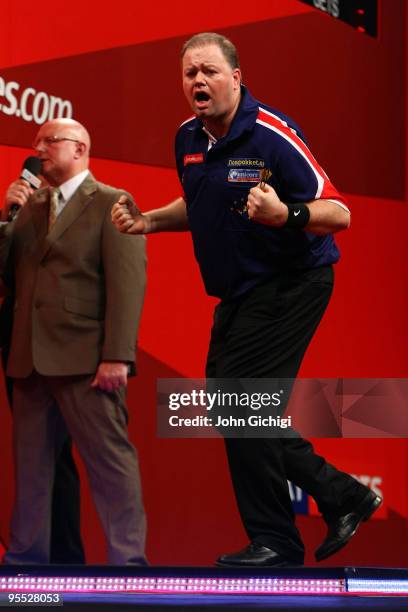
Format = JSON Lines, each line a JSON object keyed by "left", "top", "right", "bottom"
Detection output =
{"left": 181, "top": 32, "right": 240, "bottom": 70}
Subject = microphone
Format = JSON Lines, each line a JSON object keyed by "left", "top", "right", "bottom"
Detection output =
{"left": 8, "top": 156, "right": 42, "bottom": 221}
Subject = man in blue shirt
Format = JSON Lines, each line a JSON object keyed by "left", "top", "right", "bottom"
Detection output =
{"left": 112, "top": 32, "right": 381, "bottom": 567}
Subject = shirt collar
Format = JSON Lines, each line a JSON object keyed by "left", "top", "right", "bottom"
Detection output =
{"left": 202, "top": 125, "right": 218, "bottom": 150}
{"left": 58, "top": 169, "right": 89, "bottom": 202}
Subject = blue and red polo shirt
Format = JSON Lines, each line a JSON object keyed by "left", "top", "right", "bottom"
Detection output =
{"left": 175, "top": 86, "right": 348, "bottom": 301}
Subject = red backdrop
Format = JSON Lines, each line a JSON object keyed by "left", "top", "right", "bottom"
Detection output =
{"left": 0, "top": 0, "right": 407, "bottom": 567}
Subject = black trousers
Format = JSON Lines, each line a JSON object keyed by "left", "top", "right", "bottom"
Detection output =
{"left": 206, "top": 266, "right": 366, "bottom": 562}
{"left": 0, "top": 296, "right": 84, "bottom": 564}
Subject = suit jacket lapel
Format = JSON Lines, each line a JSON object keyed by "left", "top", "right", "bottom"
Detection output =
{"left": 37, "top": 173, "right": 97, "bottom": 263}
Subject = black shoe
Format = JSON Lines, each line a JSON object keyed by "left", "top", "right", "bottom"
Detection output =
{"left": 216, "top": 542, "right": 303, "bottom": 568}
{"left": 315, "top": 490, "right": 382, "bottom": 562}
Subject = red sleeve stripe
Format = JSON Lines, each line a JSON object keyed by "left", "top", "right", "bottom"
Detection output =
{"left": 257, "top": 107, "right": 324, "bottom": 198}
{"left": 257, "top": 106, "right": 349, "bottom": 203}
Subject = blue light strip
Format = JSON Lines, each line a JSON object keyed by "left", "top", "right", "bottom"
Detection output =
{"left": 347, "top": 579, "right": 408, "bottom": 594}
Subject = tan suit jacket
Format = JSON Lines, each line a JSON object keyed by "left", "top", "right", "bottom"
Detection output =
{"left": 0, "top": 173, "right": 146, "bottom": 377}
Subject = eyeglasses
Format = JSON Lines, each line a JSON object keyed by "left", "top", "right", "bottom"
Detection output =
{"left": 32, "top": 136, "right": 83, "bottom": 149}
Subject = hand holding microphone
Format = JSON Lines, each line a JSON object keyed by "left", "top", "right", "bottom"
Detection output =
{"left": 3, "top": 157, "right": 42, "bottom": 222}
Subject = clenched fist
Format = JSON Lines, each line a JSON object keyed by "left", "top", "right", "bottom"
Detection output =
{"left": 111, "top": 195, "right": 149, "bottom": 234}
{"left": 247, "top": 183, "right": 288, "bottom": 227}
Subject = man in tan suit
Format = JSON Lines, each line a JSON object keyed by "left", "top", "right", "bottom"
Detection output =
{"left": 0, "top": 118, "right": 147, "bottom": 565}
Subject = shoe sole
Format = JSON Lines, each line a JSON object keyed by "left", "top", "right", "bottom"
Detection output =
{"left": 315, "top": 494, "right": 382, "bottom": 562}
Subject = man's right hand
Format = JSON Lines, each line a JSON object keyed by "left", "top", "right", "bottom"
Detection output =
{"left": 111, "top": 195, "right": 149, "bottom": 234}
{"left": 2, "top": 179, "right": 34, "bottom": 221}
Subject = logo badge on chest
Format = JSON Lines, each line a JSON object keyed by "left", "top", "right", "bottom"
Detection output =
{"left": 184, "top": 153, "right": 204, "bottom": 166}
{"left": 227, "top": 158, "right": 266, "bottom": 183}
{"left": 227, "top": 168, "right": 261, "bottom": 183}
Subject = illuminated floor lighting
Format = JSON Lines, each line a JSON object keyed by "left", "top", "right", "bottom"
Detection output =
{"left": 1, "top": 567, "right": 408, "bottom": 599}
{"left": 0, "top": 576, "right": 345, "bottom": 595}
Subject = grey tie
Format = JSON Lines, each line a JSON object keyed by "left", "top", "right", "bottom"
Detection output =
{"left": 48, "top": 187, "right": 61, "bottom": 232}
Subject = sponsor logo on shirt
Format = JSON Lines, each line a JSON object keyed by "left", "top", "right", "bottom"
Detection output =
{"left": 184, "top": 153, "right": 204, "bottom": 165}
{"left": 228, "top": 168, "right": 261, "bottom": 183}
{"left": 228, "top": 158, "right": 265, "bottom": 168}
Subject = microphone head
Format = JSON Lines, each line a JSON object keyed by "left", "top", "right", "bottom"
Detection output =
{"left": 21, "top": 156, "right": 42, "bottom": 189}
{"left": 23, "top": 156, "right": 42, "bottom": 175}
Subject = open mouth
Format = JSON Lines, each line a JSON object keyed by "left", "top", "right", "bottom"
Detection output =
{"left": 194, "top": 91, "right": 210, "bottom": 103}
